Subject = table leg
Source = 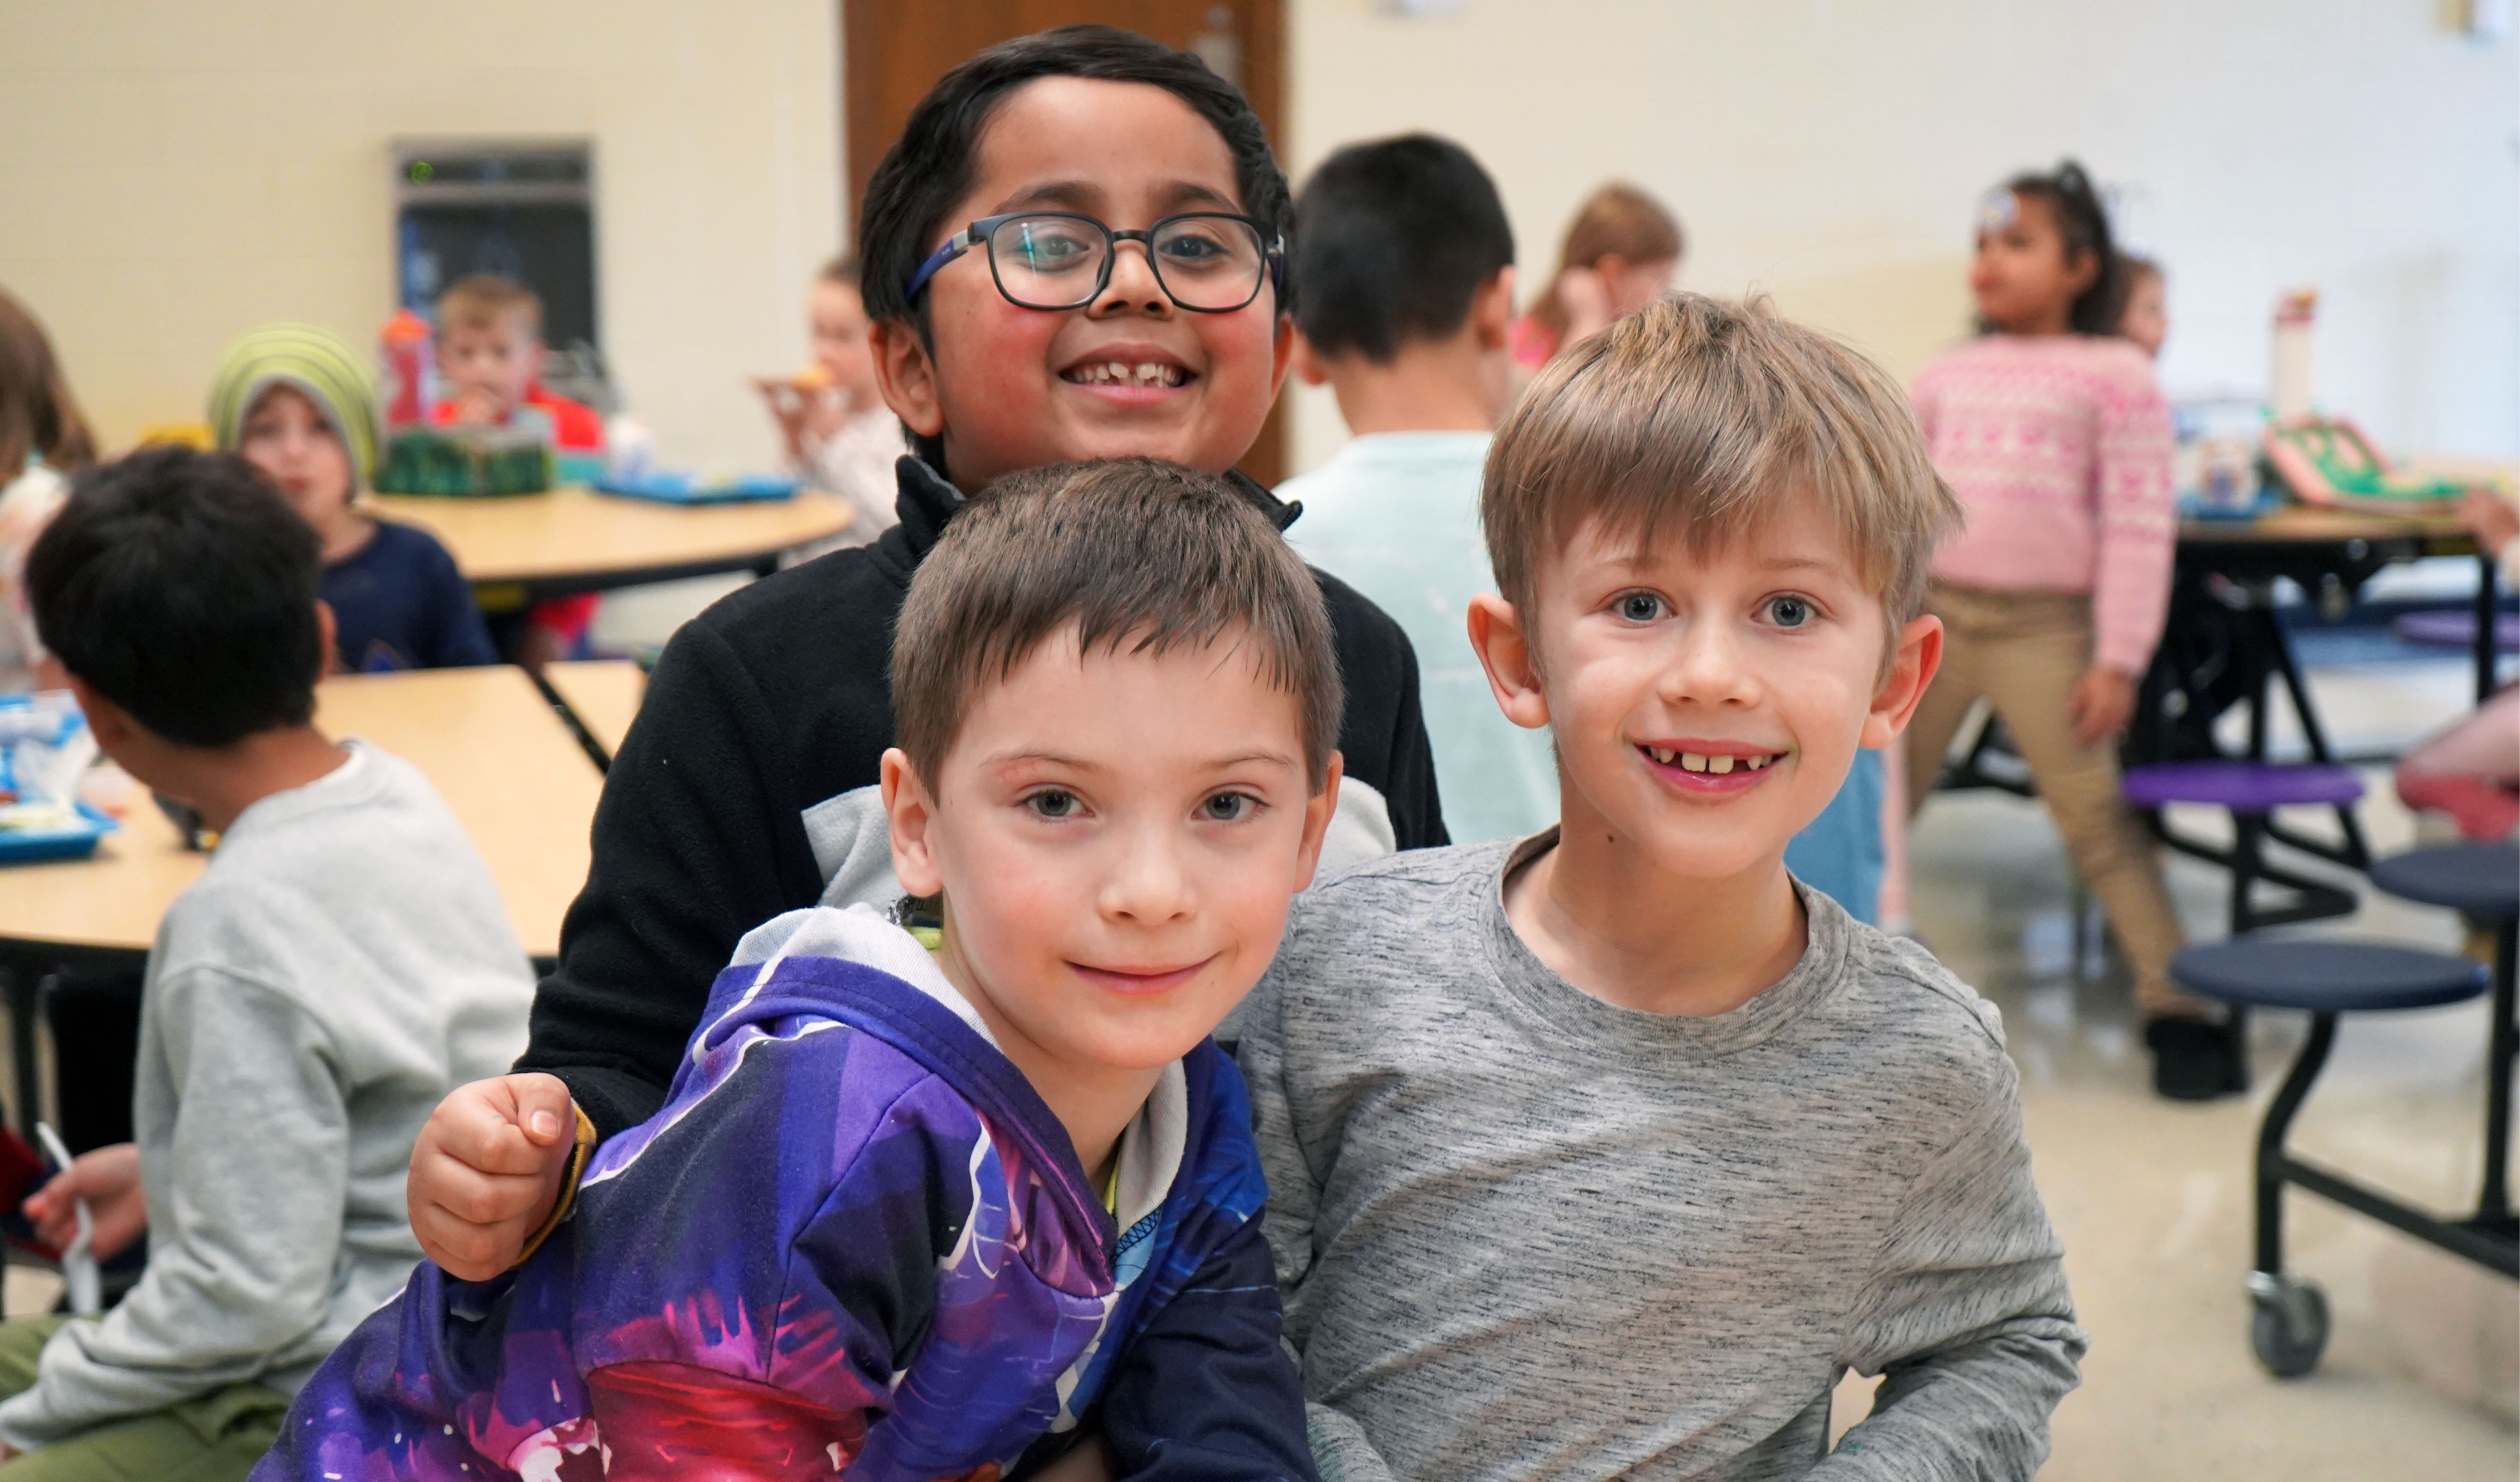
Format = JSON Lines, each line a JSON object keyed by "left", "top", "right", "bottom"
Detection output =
{"left": 2479, "top": 918, "right": 2517, "bottom": 1233}
{"left": 2477, "top": 552, "right": 2501, "bottom": 708}
{"left": 2, "top": 964, "right": 39, "bottom": 1136}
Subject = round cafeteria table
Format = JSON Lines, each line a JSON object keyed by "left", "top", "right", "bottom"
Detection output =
{"left": 368, "top": 485, "right": 858, "bottom": 604}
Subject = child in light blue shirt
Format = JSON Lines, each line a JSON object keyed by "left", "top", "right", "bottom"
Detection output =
{"left": 1279, "top": 136, "right": 1551, "bottom": 844}
{"left": 1282, "top": 136, "right": 1889, "bottom": 914}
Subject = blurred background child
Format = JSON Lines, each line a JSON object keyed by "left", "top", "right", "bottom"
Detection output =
{"left": 1279, "top": 133, "right": 1554, "bottom": 845}
{"left": 210, "top": 322, "right": 498, "bottom": 674}
{"left": 1508, "top": 182, "right": 1683, "bottom": 374}
{"left": 431, "top": 274, "right": 603, "bottom": 667}
{"left": 758, "top": 256, "right": 905, "bottom": 549}
{"left": 0, "top": 287, "right": 95, "bottom": 693}
{"left": 1902, "top": 161, "right": 2213, "bottom": 1098}
{"left": 2396, "top": 487, "right": 2519, "bottom": 841}
{"left": 2119, "top": 254, "right": 2167, "bottom": 358}
{"left": 6, "top": 447, "right": 532, "bottom": 1480}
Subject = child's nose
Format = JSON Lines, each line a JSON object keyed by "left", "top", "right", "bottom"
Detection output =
{"left": 1093, "top": 242, "right": 1173, "bottom": 317}
{"left": 1661, "top": 622, "right": 1760, "bottom": 707}
{"left": 1096, "top": 821, "right": 1197, "bottom": 923}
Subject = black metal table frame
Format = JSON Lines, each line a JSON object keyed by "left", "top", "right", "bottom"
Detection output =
{"left": 2253, "top": 911, "right": 2519, "bottom": 1289}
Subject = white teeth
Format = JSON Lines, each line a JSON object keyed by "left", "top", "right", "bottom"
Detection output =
{"left": 1745, "top": 755, "right": 1769, "bottom": 771}
{"left": 1068, "top": 360, "right": 1184, "bottom": 387}
{"left": 1681, "top": 753, "right": 1709, "bottom": 773}
{"left": 1709, "top": 755, "right": 1735, "bottom": 774}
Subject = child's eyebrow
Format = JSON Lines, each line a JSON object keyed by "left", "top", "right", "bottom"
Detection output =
{"left": 994, "top": 179, "right": 1105, "bottom": 214}
{"left": 990, "top": 178, "right": 1243, "bottom": 219}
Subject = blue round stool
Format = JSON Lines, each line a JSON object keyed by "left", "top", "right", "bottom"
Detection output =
{"left": 2170, "top": 938, "right": 2495, "bottom": 1378}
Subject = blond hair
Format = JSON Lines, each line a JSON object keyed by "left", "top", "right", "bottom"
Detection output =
{"left": 437, "top": 274, "right": 543, "bottom": 338}
{"left": 1485, "top": 293, "right": 1960, "bottom": 650}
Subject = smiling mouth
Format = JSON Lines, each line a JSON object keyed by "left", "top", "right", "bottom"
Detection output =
{"left": 1062, "top": 360, "right": 1192, "bottom": 389}
{"left": 1639, "top": 746, "right": 1787, "bottom": 775}
{"left": 1070, "top": 958, "right": 1212, "bottom": 995}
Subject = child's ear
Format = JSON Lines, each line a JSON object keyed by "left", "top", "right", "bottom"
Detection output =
{"left": 880, "top": 747, "right": 947, "bottom": 897}
{"left": 63, "top": 674, "right": 137, "bottom": 755}
{"left": 1290, "top": 333, "right": 1331, "bottom": 388}
{"left": 1862, "top": 614, "right": 1944, "bottom": 749}
{"left": 1270, "top": 314, "right": 1296, "bottom": 400}
{"left": 1472, "top": 267, "right": 1518, "bottom": 351}
{"left": 1292, "top": 753, "right": 1345, "bottom": 891}
{"left": 868, "top": 319, "right": 947, "bottom": 439}
{"left": 1467, "top": 593, "right": 1551, "bottom": 730}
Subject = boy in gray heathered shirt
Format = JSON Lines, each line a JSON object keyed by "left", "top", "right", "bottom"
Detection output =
{"left": 4, "top": 448, "right": 532, "bottom": 1478}
{"left": 1240, "top": 295, "right": 2085, "bottom": 1482}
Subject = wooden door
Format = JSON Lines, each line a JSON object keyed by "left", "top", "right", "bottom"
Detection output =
{"left": 841, "top": 0, "right": 1290, "bottom": 486}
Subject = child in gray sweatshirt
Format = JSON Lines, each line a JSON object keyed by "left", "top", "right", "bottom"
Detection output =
{"left": 2, "top": 448, "right": 533, "bottom": 1479}
{"left": 1239, "top": 296, "right": 2085, "bottom": 1482}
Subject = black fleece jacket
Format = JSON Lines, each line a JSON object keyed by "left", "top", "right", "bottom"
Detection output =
{"left": 520, "top": 457, "right": 1447, "bottom": 1137}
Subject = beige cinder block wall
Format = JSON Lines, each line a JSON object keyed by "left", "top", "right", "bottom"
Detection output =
{"left": 1284, "top": 0, "right": 2520, "bottom": 476}
{"left": 0, "top": 0, "right": 842, "bottom": 469}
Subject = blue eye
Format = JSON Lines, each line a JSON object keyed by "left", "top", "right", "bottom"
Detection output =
{"left": 1617, "top": 592, "right": 1664, "bottom": 623}
{"left": 1766, "top": 596, "right": 1812, "bottom": 628}
{"left": 1200, "top": 792, "right": 1257, "bottom": 823}
{"left": 1027, "top": 789, "right": 1079, "bottom": 820}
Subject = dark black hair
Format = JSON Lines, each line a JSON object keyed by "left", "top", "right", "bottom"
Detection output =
{"left": 26, "top": 446, "right": 323, "bottom": 748}
{"left": 1291, "top": 134, "right": 1514, "bottom": 363}
{"left": 1993, "top": 159, "right": 2124, "bottom": 336}
{"left": 857, "top": 25, "right": 1293, "bottom": 335}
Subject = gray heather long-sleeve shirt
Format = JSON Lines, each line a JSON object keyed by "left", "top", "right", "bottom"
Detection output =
{"left": 1238, "top": 838, "right": 2085, "bottom": 1482}
{"left": 0, "top": 743, "right": 533, "bottom": 1451}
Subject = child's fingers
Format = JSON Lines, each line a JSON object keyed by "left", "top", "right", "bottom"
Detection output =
{"left": 507, "top": 1074, "right": 576, "bottom": 1147}
{"left": 424, "top": 1076, "right": 573, "bottom": 1175}
{"left": 413, "top": 1195, "right": 530, "bottom": 1282}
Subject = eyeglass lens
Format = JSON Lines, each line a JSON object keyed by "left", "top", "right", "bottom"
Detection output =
{"left": 987, "top": 215, "right": 1266, "bottom": 312}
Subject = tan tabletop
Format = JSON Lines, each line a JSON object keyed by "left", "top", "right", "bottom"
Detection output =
{"left": 367, "top": 485, "right": 855, "bottom": 600}
{"left": 542, "top": 659, "right": 648, "bottom": 760}
{"left": 0, "top": 667, "right": 599, "bottom": 962}
{"left": 2179, "top": 503, "right": 2477, "bottom": 552}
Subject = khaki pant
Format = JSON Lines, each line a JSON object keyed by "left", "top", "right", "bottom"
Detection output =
{"left": 0, "top": 1317, "right": 287, "bottom": 1481}
{"left": 1905, "top": 585, "right": 2204, "bottom": 1019}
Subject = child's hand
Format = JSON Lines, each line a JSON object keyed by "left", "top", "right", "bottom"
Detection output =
{"left": 443, "top": 387, "right": 505, "bottom": 428}
{"left": 2460, "top": 488, "right": 2518, "bottom": 556}
{"left": 2067, "top": 666, "right": 2138, "bottom": 749}
{"left": 408, "top": 1073, "right": 577, "bottom": 1280}
{"left": 23, "top": 1141, "right": 146, "bottom": 1260}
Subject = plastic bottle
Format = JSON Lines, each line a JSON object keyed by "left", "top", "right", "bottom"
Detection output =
{"left": 2268, "top": 288, "right": 2317, "bottom": 422}
{"left": 381, "top": 309, "right": 434, "bottom": 428}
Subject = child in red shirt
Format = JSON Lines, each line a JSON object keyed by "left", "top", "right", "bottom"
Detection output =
{"left": 432, "top": 274, "right": 605, "bottom": 668}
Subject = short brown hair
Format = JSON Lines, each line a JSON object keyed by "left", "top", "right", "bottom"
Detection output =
{"left": 818, "top": 255, "right": 861, "bottom": 289}
{"left": 891, "top": 458, "right": 1341, "bottom": 790}
{"left": 1485, "top": 293, "right": 1960, "bottom": 646}
{"left": 437, "top": 274, "right": 542, "bottom": 338}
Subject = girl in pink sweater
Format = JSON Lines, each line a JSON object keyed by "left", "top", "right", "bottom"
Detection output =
{"left": 1904, "top": 162, "right": 2227, "bottom": 1100}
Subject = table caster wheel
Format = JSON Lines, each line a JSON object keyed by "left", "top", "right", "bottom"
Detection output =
{"left": 2249, "top": 1274, "right": 2328, "bottom": 1378}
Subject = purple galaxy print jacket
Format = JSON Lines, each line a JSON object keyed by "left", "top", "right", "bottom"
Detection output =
{"left": 258, "top": 908, "right": 1315, "bottom": 1482}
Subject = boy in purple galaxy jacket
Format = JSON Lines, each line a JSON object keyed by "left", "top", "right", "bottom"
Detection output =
{"left": 261, "top": 459, "right": 1343, "bottom": 1482}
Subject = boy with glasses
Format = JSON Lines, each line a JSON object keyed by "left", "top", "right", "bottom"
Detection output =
{"left": 399, "top": 25, "right": 1443, "bottom": 1288}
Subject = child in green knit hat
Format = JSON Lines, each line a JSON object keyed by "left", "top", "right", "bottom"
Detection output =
{"left": 209, "top": 323, "right": 496, "bottom": 672}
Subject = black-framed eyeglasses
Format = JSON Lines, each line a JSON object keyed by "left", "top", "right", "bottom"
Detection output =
{"left": 904, "top": 211, "right": 1283, "bottom": 313}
